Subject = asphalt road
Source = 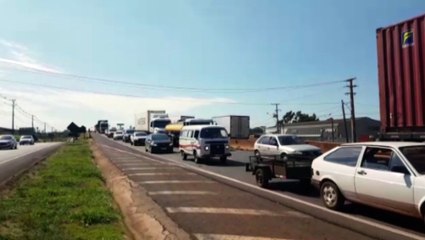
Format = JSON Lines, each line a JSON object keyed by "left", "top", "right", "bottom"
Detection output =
{"left": 94, "top": 134, "right": 425, "bottom": 240}
{"left": 0, "top": 142, "right": 63, "bottom": 185}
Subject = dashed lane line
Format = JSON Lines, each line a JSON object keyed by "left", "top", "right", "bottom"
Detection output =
{"left": 122, "top": 167, "right": 177, "bottom": 171}
{"left": 139, "top": 180, "right": 216, "bottom": 184}
{"left": 148, "top": 191, "right": 217, "bottom": 195}
{"left": 193, "top": 234, "right": 291, "bottom": 240}
{"left": 165, "top": 207, "right": 309, "bottom": 218}
{"left": 128, "top": 172, "right": 196, "bottom": 176}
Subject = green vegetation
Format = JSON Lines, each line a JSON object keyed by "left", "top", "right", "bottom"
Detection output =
{"left": 0, "top": 140, "right": 125, "bottom": 240}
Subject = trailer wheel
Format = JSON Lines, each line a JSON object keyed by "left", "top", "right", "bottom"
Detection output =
{"left": 255, "top": 168, "right": 269, "bottom": 188}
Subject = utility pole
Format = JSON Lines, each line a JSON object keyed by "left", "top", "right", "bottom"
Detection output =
{"left": 11, "top": 99, "right": 16, "bottom": 134}
{"left": 345, "top": 78, "right": 357, "bottom": 142}
{"left": 341, "top": 99, "right": 349, "bottom": 143}
{"left": 44, "top": 122, "right": 46, "bottom": 133}
{"left": 271, "top": 103, "right": 280, "bottom": 133}
{"left": 31, "top": 115, "right": 34, "bottom": 130}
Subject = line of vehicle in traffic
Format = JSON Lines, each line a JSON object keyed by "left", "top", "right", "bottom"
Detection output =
{"left": 0, "top": 134, "right": 35, "bottom": 150}
{"left": 100, "top": 127, "right": 425, "bottom": 227}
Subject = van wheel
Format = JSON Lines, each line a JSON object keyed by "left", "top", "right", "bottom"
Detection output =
{"left": 255, "top": 168, "right": 269, "bottom": 188}
{"left": 194, "top": 152, "right": 201, "bottom": 164}
{"left": 320, "top": 181, "right": 345, "bottom": 210}
{"left": 181, "top": 151, "right": 187, "bottom": 160}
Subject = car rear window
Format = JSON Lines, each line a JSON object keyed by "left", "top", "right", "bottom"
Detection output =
{"left": 323, "top": 147, "right": 362, "bottom": 167}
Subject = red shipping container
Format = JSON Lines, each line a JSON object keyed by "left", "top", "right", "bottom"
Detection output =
{"left": 377, "top": 14, "right": 425, "bottom": 134}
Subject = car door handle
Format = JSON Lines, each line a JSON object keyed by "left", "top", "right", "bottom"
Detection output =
{"left": 357, "top": 170, "right": 367, "bottom": 175}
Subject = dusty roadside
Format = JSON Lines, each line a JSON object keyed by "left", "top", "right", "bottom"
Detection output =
{"left": 90, "top": 141, "right": 191, "bottom": 240}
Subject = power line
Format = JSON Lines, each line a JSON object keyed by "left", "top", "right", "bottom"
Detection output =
{"left": 4, "top": 67, "right": 345, "bottom": 93}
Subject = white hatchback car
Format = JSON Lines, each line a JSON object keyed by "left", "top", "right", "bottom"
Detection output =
{"left": 254, "top": 134, "right": 321, "bottom": 159}
{"left": 311, "top": 142, "right": 425, "bottom": 223}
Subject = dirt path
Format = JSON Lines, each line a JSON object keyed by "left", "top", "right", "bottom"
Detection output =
{"left": 90, "top": 142, "right": 191, "bottom": 240}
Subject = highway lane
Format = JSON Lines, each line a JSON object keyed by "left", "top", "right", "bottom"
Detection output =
{"left": 0, "top": 143, "right": 63, "bottom": 184}
{"left": 95, "top": 134, "right": 375, "bottom": 240}
{"left": 98, "top": 134, "right": 425, "bottom": 239}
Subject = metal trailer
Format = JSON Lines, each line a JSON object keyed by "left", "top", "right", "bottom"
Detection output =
{"left": 245, "top": 154, "right": 315, "bottom": 188}
{"left": 377, "top": 14, "right": 425, "bottom": 140}
{"left": 212, "top": 115, "right": 250, "bottom": 139}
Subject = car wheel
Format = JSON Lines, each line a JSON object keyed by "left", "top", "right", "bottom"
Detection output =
{"left": 280, "top": 153, "right": 287, "bottom": 161}
{"left": 145, "top": 147, "right": 148, "bottom": 152}
{"left": 320, "top": 181, "right": 345, "bottom": 210}
{"left": 254, "top": 150, "right": 261, "bottom": 161}
{"left": 255, "top": 168, "right": 269, "bottom": 188}
{"left": 181, "top": 151, "right": 187, "bottom": 160}
{"left": 220, "top": 156, "right": 227, "bottom": 164}
{"left": 194, "top": 151, "right": 201, "bottom": 164}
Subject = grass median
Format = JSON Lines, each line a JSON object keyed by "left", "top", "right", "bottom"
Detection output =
{"left": 0, "top": 140, "right": 126, "bottom": 240}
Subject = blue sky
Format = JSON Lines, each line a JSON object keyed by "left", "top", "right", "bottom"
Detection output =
{"left": 0, "top": 0, "right": 424, "bottom": 130}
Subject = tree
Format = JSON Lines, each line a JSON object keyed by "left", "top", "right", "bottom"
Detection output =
{"left": 282, "top": 110, "right": 319, "bottom": 123}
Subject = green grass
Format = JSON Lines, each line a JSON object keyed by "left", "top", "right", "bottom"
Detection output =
{"left": 0, "top": 140, "right": 126, "bottom": 240}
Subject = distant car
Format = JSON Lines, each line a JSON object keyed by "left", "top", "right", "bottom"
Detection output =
{"left": 123, "top": 129, "right": 135, "bottom": 143}
{"left": 19, "top": 135, "right": 34, "bottom": 145}
{"left": 107, "top": 127, "right": 117, "bottom": 138}
{"left": 113, "top": 131, "right": 124, "bottom": 140}
{"left": 130, "top": 131, "right": 148, "bottom": 146}
{"left": 145, "top": 133, "right": 173, "bottom": 153}
{"left": 311, "top": 142, "right": 425, "bottom": 224}
{"left": 254, "top": 134, "right": 321, "bottom": 159}
{"left": 0, "top": 135, "right": 18, "bottom": 150}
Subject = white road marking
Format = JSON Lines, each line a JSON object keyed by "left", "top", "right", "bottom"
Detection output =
{"left": 194, "top": 234, "right": 291, "bottom": 240}
{"left": 139, "top": 180, "right": 216, "bottom": 184}
{"left": 149, "top": 191, "right": 216, "bottom": 195}
{"left": 128, "top": 172, "right": 196, "bottom": 176}
{"left": 165, "top": 207, "right": 306, "bottom": 217}
{"left": 122, "top": 167, "right": 176, "bottom": 171}
{"left": 100, "top": 144, "right": 425, "bottom": 240}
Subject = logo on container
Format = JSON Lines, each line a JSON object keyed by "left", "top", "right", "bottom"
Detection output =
{"left": 402, "top": 31, "right": 414, "bottom": 47}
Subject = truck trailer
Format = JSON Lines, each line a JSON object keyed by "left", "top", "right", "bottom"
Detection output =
{"left": 135, "top": 110, "right": 171, "bottom": 134}
{"left": 212, "top": 115, "right": 250, "bottom": 139}
{"left": 377, "top": 14, "right": 425, "bottom": 141}
{"left": 96, "top": 120, "right": 109, "bottom": 134}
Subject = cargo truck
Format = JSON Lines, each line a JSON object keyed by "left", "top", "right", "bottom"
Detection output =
{"left": 135, "top": 110, "right": 171, "bottom": 134}
{"left": 376, "top": 14, "right": 425, "bottom": 141}
{"left": 212, "top": 115, "right": 250, "bottom": 139}
{"left": 96, "top": 120, "right": 109, "bottom": 134}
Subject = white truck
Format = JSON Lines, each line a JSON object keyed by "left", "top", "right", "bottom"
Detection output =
{"left": 135, "top": 110, "right": 171, "bottom": 134}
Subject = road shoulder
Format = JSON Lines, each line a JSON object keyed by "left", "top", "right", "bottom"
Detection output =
{"left": 91, "top": 141, "right": 191, "bottom": 240}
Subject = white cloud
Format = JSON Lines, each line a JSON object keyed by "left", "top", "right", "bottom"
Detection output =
{"left": 0, "top": 39, "right": 61, "bottom": 73}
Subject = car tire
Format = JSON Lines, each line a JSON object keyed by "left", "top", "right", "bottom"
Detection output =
{"left": 280, "top": 153, "right": 287, "bottom": 161}
{"left": 145, "top": 147, "right": 148, "bottom": 152}
{"left": 181, "top": 151, "right": 187, "bottom": 160}
{"left": 320, "top": 181, "right": 345, "bottom": 210}
{"left": 254, "top": 150, "right": 261, "bottom": 161}
{"left": 255, "top": 168, "right": 269, "bottom": 188}
{"left": 194, "top": 151, "right": 201, "bottom": 164}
